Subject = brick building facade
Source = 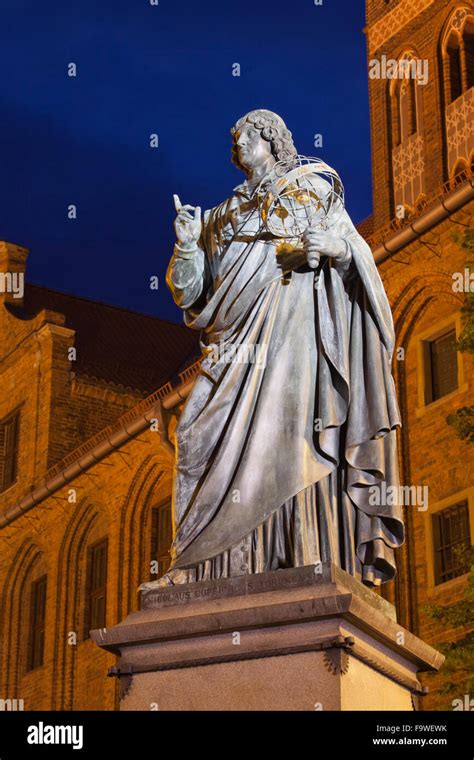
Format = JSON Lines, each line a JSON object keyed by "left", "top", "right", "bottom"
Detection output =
{"left": 364, "top": 0, "right": 474, "bottom": 709}
{"left": 0, "top": 0, "right": 473, "bottom": 711}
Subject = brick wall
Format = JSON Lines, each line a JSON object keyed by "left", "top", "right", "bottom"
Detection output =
{"left": 367, "top": 0, "right": 463, "bottom": 229}
{"left": 0, "top": 422, "right": 174, "bottom": 710}
{"left": 366, "top": 0, "right": 474, "bottom": 710}
{"left": 0, "top": 0, "right": 472, "bottom": 713}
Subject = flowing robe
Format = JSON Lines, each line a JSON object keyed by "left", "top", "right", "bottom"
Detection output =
{"left": 165, "top": 178, "right": 404, "bottom": 586}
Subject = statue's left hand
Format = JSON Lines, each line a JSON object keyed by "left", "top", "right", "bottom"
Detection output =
{"left": 302, "top": 228, "right": 348, "bottom": 269}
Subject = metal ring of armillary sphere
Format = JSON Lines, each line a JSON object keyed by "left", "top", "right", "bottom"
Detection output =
{"left": 256, "top": 155, "right": 345, "bottom": 240}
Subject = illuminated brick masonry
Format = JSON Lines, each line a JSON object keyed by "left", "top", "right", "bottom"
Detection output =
{"left": 0, "top": 0, "right": 473, "bottom": 710}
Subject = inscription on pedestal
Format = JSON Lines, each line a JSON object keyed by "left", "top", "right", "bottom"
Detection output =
{"left": 141, "top": 564, "right": 327, "bottom": 610}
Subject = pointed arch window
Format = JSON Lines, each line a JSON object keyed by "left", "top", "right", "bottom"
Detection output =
{"left": 84, "top": 538, "right": 108, "bottom": 637}
{"left": 447, "top": 33, "right": 463, "bottom": 102}
{"left": 464, "top": 25, "right": 474, "bottom": 89}
{"left": 390, "top": 53, "right": 423, "bottom": 146}
{"left": 441, "top": 7, "right": 474, "bottom": 180}
{"left": 407, "top": 76, "right": 417, "bottom": 136}
{"left": 27, "top": 575, "right": 47, "bottom": 671}
{"left": 389, "top": 51, "right": 425, "bottom": 215}
{"left": 150, "top": 500, "right": 172, "bottom": 580}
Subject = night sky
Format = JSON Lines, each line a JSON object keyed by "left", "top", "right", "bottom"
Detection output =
{"left": 0, "top": 0, "right": 371, "bottom": 322}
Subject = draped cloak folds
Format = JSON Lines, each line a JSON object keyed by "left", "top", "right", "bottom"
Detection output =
{"left": 165, "top": 178, "right": 404, "bottom": 586}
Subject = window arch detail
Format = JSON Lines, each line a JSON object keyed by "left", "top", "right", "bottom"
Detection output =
{"left": 441, "top": 6, "right": 474, "bottom": 179}
{"left": 390, "top": 50, "right": 426, "bottom": 216}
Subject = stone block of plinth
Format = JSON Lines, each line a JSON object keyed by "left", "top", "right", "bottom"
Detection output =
{"left": 92, "top": 563, "right": 444, "bottom": 711}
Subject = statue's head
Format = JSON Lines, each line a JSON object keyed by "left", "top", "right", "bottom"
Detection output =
{"left": 231, "top": 109, "right": 297, "bottom": 174}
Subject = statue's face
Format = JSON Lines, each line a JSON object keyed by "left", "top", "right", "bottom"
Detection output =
{"left": 233, "top": 123, "right": 275, "bottom": 172}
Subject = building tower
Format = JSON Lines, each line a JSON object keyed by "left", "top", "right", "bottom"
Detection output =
{"left": 364, "top": 0, "right": 474, "bottom": 708}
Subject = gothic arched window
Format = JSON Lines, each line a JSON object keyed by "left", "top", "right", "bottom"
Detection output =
{"left": 407, "top": 76, "right": 418, "bottom": 136}
{"left": 441, "top": 6, "right": 474, "bottom": 180}
{"left": 464, "top": 23, "right": 474, "bottom": 89}
{"left": 389, "top": 50, "right": 425, "bottom": 216}
{"left": 150, "top": 499, "right": 172, "bottom": 580}
{"left": 446, "top": 32, "right": 463, "bottom": 103}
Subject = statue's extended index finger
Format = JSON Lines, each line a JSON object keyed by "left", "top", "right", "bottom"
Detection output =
{"left": 194, "top": 206, "right": 201, "bottom": 224}
{"left": 173, "top": 194, "right": 182, "bottom": 213}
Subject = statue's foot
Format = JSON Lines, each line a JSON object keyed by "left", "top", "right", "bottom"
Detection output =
{"left": 139, "top": 568, "right": 189, "bottom": 592}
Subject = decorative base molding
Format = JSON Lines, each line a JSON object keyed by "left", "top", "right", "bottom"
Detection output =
{"left": 93, "top": 564, "right": 444, "bottom": 711}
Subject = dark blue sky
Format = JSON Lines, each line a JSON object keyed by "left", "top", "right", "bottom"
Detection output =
{"left": 0, "top": 0, "right": 371, "bottom": 322}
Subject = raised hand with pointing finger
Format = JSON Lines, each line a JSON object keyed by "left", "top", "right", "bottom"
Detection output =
{"left": 167, "top": 194, "right": 208, "bottom": 310}
{"left": 173, "top": 194, "right": 202, "bottom": 251}
{"left": 156, "top": 109, "right": 403, "bottom": 594}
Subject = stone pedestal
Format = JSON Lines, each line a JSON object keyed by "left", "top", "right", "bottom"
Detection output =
{"left": 92, "top": 564, "right": 443, "bottom": 711}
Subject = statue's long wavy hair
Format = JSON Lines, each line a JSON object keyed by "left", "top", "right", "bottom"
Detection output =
{"left": 230, "top": 109, "right": 298, "bottom": 172}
